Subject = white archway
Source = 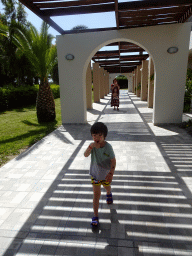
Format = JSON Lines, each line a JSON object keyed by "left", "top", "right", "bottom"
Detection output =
{"left": 57, "top": 23, "right": 191, "bottom": 124}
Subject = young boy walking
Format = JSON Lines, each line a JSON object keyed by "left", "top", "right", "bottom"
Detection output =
{"left": 84, "top": 122, "right": 116, "bottom": 226}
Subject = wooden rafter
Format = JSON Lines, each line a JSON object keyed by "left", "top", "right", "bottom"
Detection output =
{"left": 118, "top": 0, "right": 192, "bottom": 11}
{"left": 18, "top": 0, "right": 192, "bottom": 74}
{"left": 38, "top": 3, "right": 115, "bottom": 16}
{"left": 33, "top": 0, "right": 113, "bottom": 8}
{"left": 114, "top": 0, "right": 119, "bottom": 29}
{"left": 178, "top": 6, "right": 192, "bottom": 22}
{"left": 19, "top": 0, "right": 65, "bottom": 34}
{"left": 93, "top": 54, "right": 149, "bottom": 61}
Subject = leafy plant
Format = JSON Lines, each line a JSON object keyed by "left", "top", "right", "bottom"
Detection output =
{"left": 150, "top": 74, "right": 154, "bottom": 81}
{"left": 137, "top": 82, "right": 141, "bottom": 90}
{"left": 0, "top": 21, "right": 57, "bottom": 122}
{"left": 183, "top": 68, "right": 192, "bottom": 113}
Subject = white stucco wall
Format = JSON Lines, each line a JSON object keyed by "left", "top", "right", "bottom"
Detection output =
{"left": 57, "top": 23, "right": 191, "bottom": 124}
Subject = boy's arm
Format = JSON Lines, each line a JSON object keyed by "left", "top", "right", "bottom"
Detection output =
{"left": 84, "top": 143, "right": 94, "bottom": 157}
{"left": 105, "top": 157, "right": 116, "bottom": 183}
{"left": 84, "top": 142, "right": 100, "bottom": 157}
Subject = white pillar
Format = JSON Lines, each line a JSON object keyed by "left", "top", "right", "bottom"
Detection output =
{"left": 93, "top": 62, "right": 100, "bottom": 103}
{"left": 99, "top": 67, "right": 105, "bottom": 99}
{"left": 136, "top": 65, "right": 142, "bottom": 97}
{"left": 86, "top": 62, "right": 92, "bottom": 109}
{"left": 141, "top": 60, "right": 148, "bottom": 101}
{"left": 148, "top": 57, "right": 154, "bottom": 108}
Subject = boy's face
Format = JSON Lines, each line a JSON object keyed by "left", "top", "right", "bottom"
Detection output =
{"left": 92, "top": 133, "right": 105, "bottom": 144}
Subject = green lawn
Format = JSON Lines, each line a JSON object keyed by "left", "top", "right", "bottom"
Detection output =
{"left": 0, "top": 98, "right": 62, "bottom": 167}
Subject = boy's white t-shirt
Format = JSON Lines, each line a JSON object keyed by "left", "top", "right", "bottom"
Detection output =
{"left": 90, "top": 142, "right": 115, "bottom": 181}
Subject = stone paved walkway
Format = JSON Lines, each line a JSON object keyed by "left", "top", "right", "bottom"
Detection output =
{"left": 1, "top": 90, "right": 192, "bottom": 256}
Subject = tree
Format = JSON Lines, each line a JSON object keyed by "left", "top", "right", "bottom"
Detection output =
{"left": 1, "top": 0, "right": 17, "bottom": 23}
{"left": 0, "top": 19, "right": 19, "bottom": 85}
{"left": 71, "top": 25, "right": 88, "bottom": 31}
{"left": 0, "top": 0, "right": 32, "bottom": 86}
{"left": 16, "top": 2, "right": 27, "bottom": 25}
{"left": 0, "top": 21, "right": 57, "bottom": 122}
{"left": 50, "top": 60, "right": 59, "bottom": 84}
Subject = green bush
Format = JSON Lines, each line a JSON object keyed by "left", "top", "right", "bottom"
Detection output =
{"left": 183, "top": 90, "right": 191, "bottom": 113}
{"left": 137, "top": 82, "right": 141, "bottom": 90}
{"left": 34, "top": 84, "right": 60, "bottom": 99}
{"left": 0, "top": 84, "right": 60, "bottom": 111}
{"left": 50, "top": 84, "right": 60, "bottom": 99}
{"left": 0, "top": 86, "right": 38, "bottom": 111}
{"left": 183, "top": 69, "right": 192, "bottom": 113}
{"left": 116, "top": 75, "right": 128, "bottom": 89}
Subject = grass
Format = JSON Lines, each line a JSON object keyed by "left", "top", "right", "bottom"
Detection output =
{"left": 0, "top": 98, "right": 62, "bottom": 167}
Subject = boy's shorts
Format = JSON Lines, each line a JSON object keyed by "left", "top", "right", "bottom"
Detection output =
{"left": 91, "top": 177, "right": 110, "bottom": 186}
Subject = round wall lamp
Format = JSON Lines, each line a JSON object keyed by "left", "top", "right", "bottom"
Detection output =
{"left": 65, "top": 53, "right": 75, "bottom": 60}
{"left": 167, "top": 47, "right": 179, "bottom": 54}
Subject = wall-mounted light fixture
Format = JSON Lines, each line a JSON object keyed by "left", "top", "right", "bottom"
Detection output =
{"left": 65, "top": 53, "right": 75, "bottom": 60}
{"left": 167, "top": 47, "right": 179, "bottom": 54}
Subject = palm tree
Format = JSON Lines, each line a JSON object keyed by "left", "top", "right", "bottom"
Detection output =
{"left": 0, "top": 20, "right": 57, "bottom": 122}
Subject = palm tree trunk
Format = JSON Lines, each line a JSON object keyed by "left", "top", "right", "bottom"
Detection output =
{"left": 36, "top": 79, "right": 56, "bottom": 123}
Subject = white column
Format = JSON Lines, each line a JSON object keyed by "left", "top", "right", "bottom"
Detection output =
{"left": 148, "top": 57, "right": 154, "bottom": 108}
{"left": 141, "top": 60, "right": 148, "bottom": 101}
{"left": 93, "top": 62, "right": 100, "bottom": 103}
{"left": 86, "top": 62, "right": 92, "bottom": 109}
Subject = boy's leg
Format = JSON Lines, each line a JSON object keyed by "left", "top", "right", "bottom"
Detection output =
{"left": 92, "top": 184, "right": 101, "bottom": 217}
{"left": 103, "top": 184, "right": 113, "bottom": 204}
{"left": 103, "top": 185, "right": 111, "bottom": 195}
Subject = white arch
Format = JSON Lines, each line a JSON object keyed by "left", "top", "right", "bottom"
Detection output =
{"left": 57, "top": 23, "right": 191, "bottom": 124}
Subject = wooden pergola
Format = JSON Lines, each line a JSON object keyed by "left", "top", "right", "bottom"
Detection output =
{"left": 19, "top": 0, "right": 192, "bottom": 73}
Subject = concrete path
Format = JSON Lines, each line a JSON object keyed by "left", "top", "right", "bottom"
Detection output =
{"left": 1, "top": 90, "right": 192, "bottom": 256}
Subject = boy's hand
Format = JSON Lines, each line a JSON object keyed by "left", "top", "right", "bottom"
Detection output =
{"left": 90, "top": 142, "right": 100, "bottom": 149}
{"left": 105, "top": 158, "right": 116, "bottom": 183}
{"left": 105, "top": 172, "right": 113, "bottom": 183}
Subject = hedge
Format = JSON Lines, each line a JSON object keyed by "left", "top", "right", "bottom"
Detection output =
{"left": 0, "top": 84, "right": 60, "bottom": 111}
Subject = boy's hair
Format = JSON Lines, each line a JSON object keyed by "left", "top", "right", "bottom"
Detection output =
{"left": 90, "top": 122, "right": 108, "bottom": 138}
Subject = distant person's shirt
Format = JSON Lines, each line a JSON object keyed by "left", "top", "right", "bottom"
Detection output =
{"left": 90, "top": 142, "right": 115, "bottom": 181}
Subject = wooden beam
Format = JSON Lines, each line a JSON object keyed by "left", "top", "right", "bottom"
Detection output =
{"left": 35, "top": 0, "right": 113, "bottom": 9}
{"left": 105, "top": 67, "right": 135, "bottom": 73}
{"left": 119, "top": 17, "right": 177, "bottom": 27}
{"left": 114, "top": 0, "right": 119, "bottom": 29}
{"left": 97, "top": 60, "right": 142, "bottom": 65}
{"left": 118, "top": 0, "right": 192, "bottom": 11}
{"left": 178, "top": 6, "right": 192, "bottom": 23}
{"left": 120, "top": 54, "right": 149, "bottom": 61}
{"left": 118, "top": 6, "right": 188, "bottom": 18}
{"left": 18, "top": 0, "right": 65, "bottom": 34}
{"left": 101, "top": 63, "right": 139, "bottom": 67}
{"left": 61, "top": 26, "right": 117, "bottom": 34}
{"left": 93, "top": 54, "right": 148, "bottom": 61}
{"left": 40, "top": 3, "right": 114, "bottom": 16}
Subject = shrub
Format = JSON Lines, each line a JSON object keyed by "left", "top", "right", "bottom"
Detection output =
{"left": 183, "top": 90, "right": 191, "bottom": 113}
{"left": 137, "top": 82, "right": 141, "bottom": 90}
{"left": 50, "top": 84, "right": 60, "bottom": 99}
{"left": 0, "top": 85, "right": 38, "bottom": 111}
{"left": 34, "top": 84, "right": 60, "bottom": 99}
{"left": 116, "top": 75, "right": 128, "bottom": 89}
{"left": 0, "top": 84, "right": 60, "bottom": 111}
{"left": 183, "top": 69, "right": 192, "bottom": 113}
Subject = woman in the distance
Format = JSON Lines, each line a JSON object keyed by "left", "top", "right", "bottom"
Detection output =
{"left": 111, "top": 78, "right": 120, "bottom": 111}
